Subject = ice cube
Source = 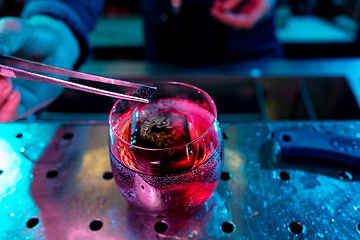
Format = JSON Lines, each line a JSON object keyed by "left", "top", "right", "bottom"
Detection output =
{"left": 129, "top": 101, "right": 194, "bottom": 174}
{"left": 131, "top": 103, "right": 190, "bottom": 149}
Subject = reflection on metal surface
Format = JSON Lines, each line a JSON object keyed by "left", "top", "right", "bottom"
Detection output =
{"left": 1, "top": 121, "right": 360, "bottom": 239}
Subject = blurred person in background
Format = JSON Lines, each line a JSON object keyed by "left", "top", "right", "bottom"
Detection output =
{"left": 0, "top": 0, "right": 280, "bottom": 123}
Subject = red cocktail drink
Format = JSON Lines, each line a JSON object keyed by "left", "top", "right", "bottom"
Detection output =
{"left": 109, "top": 82, "right": 223, "bottom": 217}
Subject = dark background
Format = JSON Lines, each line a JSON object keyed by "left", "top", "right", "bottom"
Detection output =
{"left": 2, "top": 0, "right": 360, "bottom": 121}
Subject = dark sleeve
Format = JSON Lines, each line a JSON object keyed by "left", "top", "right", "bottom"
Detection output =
{"left": 21, "top": 0, "right": 107, "bottom": 69}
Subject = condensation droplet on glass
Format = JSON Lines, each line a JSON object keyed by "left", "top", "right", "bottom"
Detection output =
{"left": 353, "top": 206, "right": 358, "bottom": 211}
{"left": 19, "top": 147, "right": 25, "bottom": 153}
{"left": 357, "top": 133, "right": 360, "bottom": 138}
{"left": 349, "top": 124, "right": 355, "bottom": 129}
{"left": 189, "top": 230, "right": 198, "bottom": 238}
{"left": 28, "top": 174, "right": 33, "bottom": 179}
{"left": 9, "top": 213, "right": 14, "bottom": 217}
{"left": 331, "top": 219, "right": 335, "bottom": 223}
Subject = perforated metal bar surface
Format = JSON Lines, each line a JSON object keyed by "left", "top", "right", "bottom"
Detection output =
{"left": 1, "top": 121, "right": 360, "bottom": 239}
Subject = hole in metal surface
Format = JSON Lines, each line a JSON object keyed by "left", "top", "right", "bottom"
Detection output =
{"left": 221, "top": 222, "right": 235, "bottom": 233}
{"left": 103, "top": 172, "right": 113, "bottom": 180}
{"left": 154, "top": 221, "right": 168, "bottom": 233}
{"left": 279, "top": 171, "right": 290, "bottom": 180}
{"left": 282, "top": 135, "right": 291, "bottom": 142}
{"left": 141, "top": 185, "right": 144, "bottom": 189}
{"left": 90, "top": 220, "right": 103, "bottom": 231}
{"left": 222, "top": 132, "right": 229, "bottom": 140}
{"left": 288, "top": 222, "right": 303, "bottom": 234}
{"left": 338, "top": 171, "right": 353, "bottom": 181}
{"left": 357, "top": 223, "right": 360, "bottom": 233}
{"left": 63, "top": 133, "right": 74, "bottom": 140}
{"left": 46, "top": 169, "right": 58, "bottom": 179}
{"left": 16, "top": 133, "right": 23, "bottom": 138}
{"left": 0, "top": 170, "right": 3, "bottom": 175}
{"left": 26, "top": 217, "right": 40, "bottom": 229}
{"left": 221, "top": 172, "right": 231, "bottom": 181}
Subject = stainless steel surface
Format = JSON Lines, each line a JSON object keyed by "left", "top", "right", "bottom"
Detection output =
{"left": 1, "top": 121, "right": 360, "bottom": 239}
{"left": 0, "top": 54, "right": 154, "bottom": 103}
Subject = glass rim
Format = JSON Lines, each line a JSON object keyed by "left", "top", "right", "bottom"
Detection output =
{"left": 109, "top": 81, "right": 218, "bottom": 152}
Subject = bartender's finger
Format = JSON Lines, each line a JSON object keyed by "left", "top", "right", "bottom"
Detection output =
{"left": 0, "top": 75, "right": 13, "bottom": 106}
{"left": 211, "top": 0, "right": 270, "bottom": 29}
{"left": 0, "top": 89, "right": 21, "bottom": 123}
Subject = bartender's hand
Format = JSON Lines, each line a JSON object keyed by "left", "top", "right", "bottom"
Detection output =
{"left": 0, "top": 15, "right": 80, "bottom": 123}
{"left": 210, "top": 0, "right": 273, "bottom": 29}
{"left": 0, "top": 76, "right": 21, "bottom": 122}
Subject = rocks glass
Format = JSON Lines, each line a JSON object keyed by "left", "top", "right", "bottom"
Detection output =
{"left": 109, "top": 82, "right": 223, "bottom": 217}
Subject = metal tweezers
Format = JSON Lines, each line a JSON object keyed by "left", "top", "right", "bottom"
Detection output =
{"left": 0, "top": 54, "right": 156, "bottom": 103}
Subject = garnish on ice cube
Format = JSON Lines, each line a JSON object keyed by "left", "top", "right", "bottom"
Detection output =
{"left": 133, "top": 86, "right": 155, "bottom": 103}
